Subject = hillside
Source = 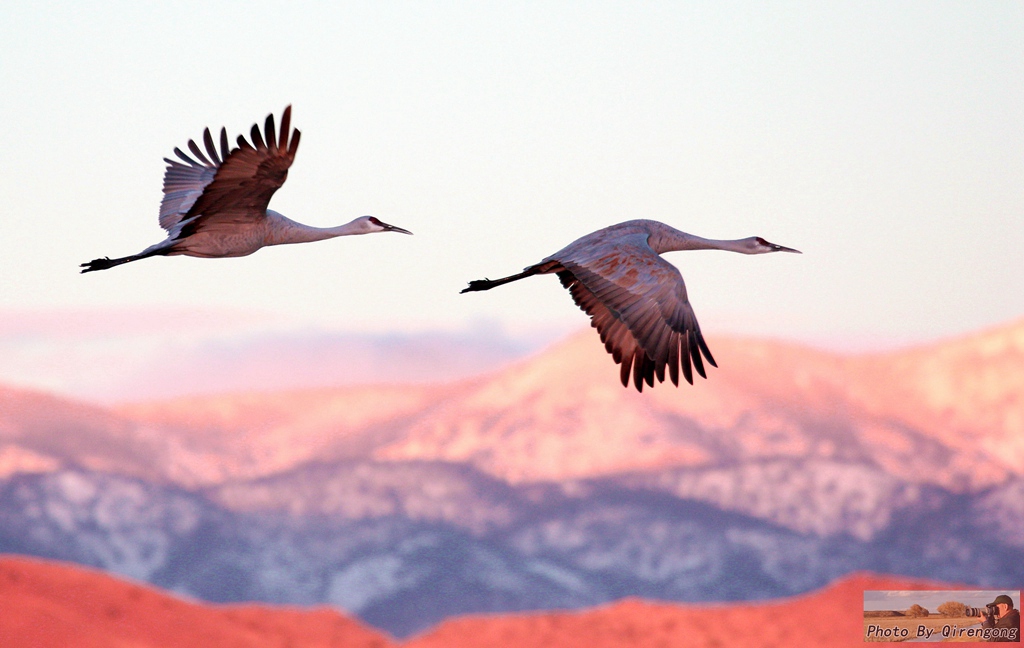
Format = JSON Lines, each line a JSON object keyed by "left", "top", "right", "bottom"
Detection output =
{"left": 406, "top": 572, "right": 951, "bottom": 648}
{"left": 0, "top": 555, "right": 951, "bottom": 648}
{"left": 0, "top": 555, "right": 392, "bottom": 648}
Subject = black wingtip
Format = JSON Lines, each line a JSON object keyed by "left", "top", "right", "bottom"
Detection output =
{"left": 250, "top": 123, "right": 266, "bottom": 150}
{"left": 697, "top": 333, "right": 717, "bottom": 368}
{"left": 173, "top": 147, "right": 199, "bottom": 166}
{"left": 632, "top": 352, "right": 646, "bottom": 392}
{"left": 264, "top": 113, "right": 277, "bottom": 152}
{"left": 219, "top": 127, "right": 230, "bottom": 160}
{"left": 187, "top": 139, "right": 212, "bottom": 166}
{"left": 203, "top": 127, "right": 221, "bottom": 165}
{"left": 279, "top": 106, "right": 291, "bottom": 150}
{"left": 689, "top": 333, "right": 706, "bottom": 379}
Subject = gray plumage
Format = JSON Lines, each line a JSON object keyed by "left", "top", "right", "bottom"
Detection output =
{"left": 462, "top": 219, "right": 800, "bottom": 391}
{"left": 81, "top": 106, "right": 411, "bottom": 273}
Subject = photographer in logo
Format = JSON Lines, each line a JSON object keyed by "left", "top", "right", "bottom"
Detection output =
{"left": 970, "top": 594, "right": 1020, "bottom": 642}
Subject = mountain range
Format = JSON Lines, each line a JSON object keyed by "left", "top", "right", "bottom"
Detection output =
{"left": 0, "top": 318, "right": 1021, "bottom": 636}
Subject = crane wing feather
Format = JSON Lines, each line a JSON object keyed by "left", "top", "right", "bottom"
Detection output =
{"left": 219, "top": 127, "right": 230, "bottom": 161}
{"left": 264, "top": 114, "right": 277, "bottom": 152}
{"left": 157, "top": 106, "right": 299, "bottom": 236}
{"left": 278, "top": 108, "right": 290, "bottom": 149}
{"left": 187, "top": 139, "right": 212, "bottom": 166}
{"left": 173, "top": 147, "right": 200, "bottom": 166}
{"left": 250, "top": 123, "right": 266, "bottom": 151}
{"left": 203, "top": 128, "right": 221, "bottom": 165}
{"left": 553, "top": 237, "right": 716, "bottom": 391}
{"left": 159, "top": 158, "right": 217, "bottom": 230}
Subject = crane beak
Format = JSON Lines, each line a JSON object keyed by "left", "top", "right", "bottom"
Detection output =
{"left": 381, "top": 221, "right": 413, "bottom": 235}
{"left": 771, "top": 243, "right": 801, "bottom": 254}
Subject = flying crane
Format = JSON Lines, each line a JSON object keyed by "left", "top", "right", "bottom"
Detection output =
{"left": 462, "top": 219, "right": 800, "bottom": 391}
{"left": 81, "top": 106, "right": 411, "bottom": 273}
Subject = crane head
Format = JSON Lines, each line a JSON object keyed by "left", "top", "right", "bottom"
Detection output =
{"left": 358, "top": 216, "right": 413, "bottom": 235}
{"left": 750, "top": 237, "right": 801, "bottom": 254}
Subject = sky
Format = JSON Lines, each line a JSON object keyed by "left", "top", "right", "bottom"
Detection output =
{"left": 2, "top": 1, "right": 1022, "bottom": 347}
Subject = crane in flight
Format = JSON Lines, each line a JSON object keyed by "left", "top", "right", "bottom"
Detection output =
{"left": 81, "top": 106, "right": 411, "bottom": 273}
{"left": 461, "top": 219, "right": 800, "bottom": 391}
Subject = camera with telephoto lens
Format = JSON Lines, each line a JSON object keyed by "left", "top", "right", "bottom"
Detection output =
{"left": 964, "top": 604, "right": 998, "bottom": 621}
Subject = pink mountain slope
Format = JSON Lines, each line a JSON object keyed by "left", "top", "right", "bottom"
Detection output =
{"left": 374, "top": 319, "right": 1024, "bottom": 488}
{"left": 6, "top": 319, "right": 1021, "bottom": 492}
{"left": 118, "top": 384, "right": 443, "bottom": 484}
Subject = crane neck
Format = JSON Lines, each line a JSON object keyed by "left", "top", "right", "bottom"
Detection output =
{"left": 649, "top": 230, "right": 756, "bottom": 255}
{"left": 264, "top": 211, "right": 368, "bottom": 245}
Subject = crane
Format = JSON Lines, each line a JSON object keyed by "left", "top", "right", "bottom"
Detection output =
{"left": 81, "top": 106, "right": 411, "bottom": 273}
{"left": 461, "top": 219, "right": 800, "bottom": 391}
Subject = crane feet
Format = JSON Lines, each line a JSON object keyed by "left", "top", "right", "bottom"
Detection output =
{"left": 461, "top": 279, "right": 498, "bottom": 293}
{"left": 80, "top": 257, "right": 115, "bottom": 273}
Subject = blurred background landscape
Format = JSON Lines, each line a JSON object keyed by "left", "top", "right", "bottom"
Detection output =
{"left": 1, "top": 313, "right": 1022, "bottom": 642}
{"left": 2, "top": 1, "right": 1022, "bottom": 645}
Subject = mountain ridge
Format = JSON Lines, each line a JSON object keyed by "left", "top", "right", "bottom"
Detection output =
{"left": 4, "top": 318, "right": 1022, "bottom": 490}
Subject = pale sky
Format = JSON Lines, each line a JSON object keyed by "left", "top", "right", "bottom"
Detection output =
{"left": 2, "top": 1, "right": 1022, "bottom": 346}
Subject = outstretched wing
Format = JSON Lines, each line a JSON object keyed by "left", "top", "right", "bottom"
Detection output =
{"left": 158, "top": 106, "right": 300, "bottom": 236}
{"left": 553, "top": 236, "right": 716, "bottom": 391}
{"left": 158, "top": 128, "right": 224, "bottom": 231}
